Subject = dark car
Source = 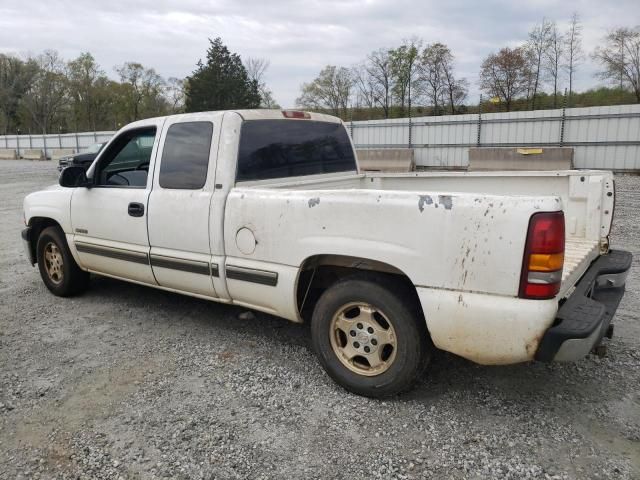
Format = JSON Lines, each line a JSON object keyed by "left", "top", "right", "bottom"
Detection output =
{"left": 57, "top": 142, "right": 107, "bottom": 172}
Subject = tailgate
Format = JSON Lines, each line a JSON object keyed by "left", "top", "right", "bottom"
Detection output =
{"left": 560, "top": 237, "right": 600, "bottom": 297}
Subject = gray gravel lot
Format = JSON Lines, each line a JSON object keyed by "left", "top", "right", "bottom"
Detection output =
{"left": 0, "top": 160, "right": 638, "bottom": 480}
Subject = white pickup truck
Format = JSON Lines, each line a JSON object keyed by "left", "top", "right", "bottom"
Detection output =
{"left": 22, "top": 110, "right": 632, "bottom": 397}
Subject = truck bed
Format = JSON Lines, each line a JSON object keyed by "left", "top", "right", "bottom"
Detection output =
{"left": 238, "top": 169, "right": 614, "bottom": 300}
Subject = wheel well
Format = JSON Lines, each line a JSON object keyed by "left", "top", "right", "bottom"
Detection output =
{"left": 27, "top": 217, "right": 62, "bottom": 262}
{"left": 296, "top": 254, "right": 425, "bottom": 324}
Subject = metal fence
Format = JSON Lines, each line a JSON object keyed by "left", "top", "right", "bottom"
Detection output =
{"left": 349, "top": 104, "right": 640, "bottom": 171}
{"left": 2, "top": 103, "right": 638, "bottom": 170}
{"left": 0, "top": 131, "right": 115, "bottom": 158}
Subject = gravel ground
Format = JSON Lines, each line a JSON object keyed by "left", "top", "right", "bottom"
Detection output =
{"left": 0, "top": 160, "right": 638, "bottom": 480}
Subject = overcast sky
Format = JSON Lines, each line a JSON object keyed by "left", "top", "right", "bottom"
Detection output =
{"left": 1, "top": 0, "right": 639, "bottom": 108}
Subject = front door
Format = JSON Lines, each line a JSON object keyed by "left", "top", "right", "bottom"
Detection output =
{"left": 70, "top": 122, "right": 163, "bottom": 284}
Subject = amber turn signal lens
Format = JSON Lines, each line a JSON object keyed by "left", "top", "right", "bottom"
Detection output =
{"left": 528, "top": 252, "right": 564, "bottom": 272}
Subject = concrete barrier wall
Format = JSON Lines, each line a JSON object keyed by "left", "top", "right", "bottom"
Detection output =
{"left": 468, "top": 147, "right": 574, "bottom": 171}
{"left": 349, "top": 104, "right": 640, "bottom": 171}
{"left": 21, "top": 149, "right": 45, "bottom": 161}
{"left": 356, "top": 148, "right": 415, "bottom": 172}
{"left": 0, "top": 149, "right": 17, "bottom": 160}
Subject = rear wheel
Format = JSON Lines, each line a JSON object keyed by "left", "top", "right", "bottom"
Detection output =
{"left": 311, "top": 274, "right": 431, "bottom": 397}
{"left": 36, "top": 226, "right": 89, "bottom": 296}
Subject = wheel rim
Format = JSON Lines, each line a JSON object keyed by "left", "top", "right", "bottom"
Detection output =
{"left": 43, "top": 242, "right": 64, "bottom": 285}
{"left": 329, "top": 302, "right": 397, "bottom": 376}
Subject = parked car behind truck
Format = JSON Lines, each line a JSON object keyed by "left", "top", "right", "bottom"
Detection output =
{"left": 57, "top": 141, "right": 107, "bottom": 172}
{"left": 22, "top": 109, "right": 632, "bottom": 397}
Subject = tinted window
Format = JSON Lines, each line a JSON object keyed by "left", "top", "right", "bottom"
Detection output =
{"left": 94, "top": 128, "right": 156, "bottom": 188}
{"left": 237, "top": 120, "right": 357, "bottom": 182}
{"left": 159, "top": 122, "right": 213, "bottom": 189}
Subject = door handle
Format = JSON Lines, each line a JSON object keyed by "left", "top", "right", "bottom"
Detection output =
{"left": 128, "top": 202, "right": 145, "bottom": 217}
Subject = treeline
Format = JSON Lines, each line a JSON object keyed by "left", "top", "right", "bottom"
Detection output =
{"left": 0, "top": 38, "right": 277, "bottom": 135}
{"left": 0, "top": 51, "right": 183, "bottom": 135}
{"left": 297, "top": 14, "right": 640, "bottom": 119}
{"left": 2, "top": 17, "right": 639, "bottom": 133}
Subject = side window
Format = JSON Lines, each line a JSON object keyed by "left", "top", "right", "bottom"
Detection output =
{"left": 94, "top": 128, "right": 156, "bottom": 187}
{"left": 159, "top": 122, "right": 213, "bottom": 189}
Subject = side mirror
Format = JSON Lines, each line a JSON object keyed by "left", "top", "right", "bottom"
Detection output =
{"left": 59, "top": 166, "right": 90, "bottom": 188}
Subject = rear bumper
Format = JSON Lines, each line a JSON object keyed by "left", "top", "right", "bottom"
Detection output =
{"left": 535, "top": 249, "right": 632, "bottom": 362}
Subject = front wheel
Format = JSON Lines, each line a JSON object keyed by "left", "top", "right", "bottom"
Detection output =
{"left": 311, "top": 274, "right": 431, "bottom": 398}
{"left": 36, "top": 226, "right": 89, "bottom": 296}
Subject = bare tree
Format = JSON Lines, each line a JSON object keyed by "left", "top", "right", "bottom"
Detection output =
{"left": 564, "top": 12, "right": 583, "bottom": 105}
{"left": 526, "top": 18, "right": 553, "bottom": 109}
{"left": 479, "top": 47, "right": 529, "bottom": 111}
{"left": 419, "top": 42, "right": 468, "bottom": 115}
{"left": 296, "top": 65, "right": 352, "bottom": 118}
{"left": 419, "top": 43, "right": 447, "bottom": 115}
{"left": 115, "top": 62, "right": 166, "bottom": 121}
{"left": 367, "top": 49, "right": 394, "bottom": 118}
{"left": 545, "top": 22, "right": 565, "bottom": 108}
{"left": 165, "top": 77, "right": 185, "bottom": 113}
{"left": 244, "top": 57, "right": 279, "bottom": 108}
{"left": 593, "top": 27, "right": 640, "bottom": 103}
{"left": 352, "top": 63, "right": 377, "bottom": 109}
{"left": 21, "top": 50, "right": 68, "bottom": 134}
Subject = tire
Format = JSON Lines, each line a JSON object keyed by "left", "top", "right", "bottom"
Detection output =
{"left": 36, "top": 226, "right": 89, "bottom": 297}
{"left": 311, "top": 273, "right": 431, "bottom": 398}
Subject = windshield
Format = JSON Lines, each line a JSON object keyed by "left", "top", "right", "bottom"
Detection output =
{"left": 87, "top": 142, "right": 105, "bottom": 154}
{"left": 237, "top": 120, "right": 357, "bottom": 182}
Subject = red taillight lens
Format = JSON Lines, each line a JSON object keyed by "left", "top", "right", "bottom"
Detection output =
{"left": 519, "top": 212, "right": 565, "bottom": 300}
{"left": 282, "top": 110, "right": 310, "bottom": 119}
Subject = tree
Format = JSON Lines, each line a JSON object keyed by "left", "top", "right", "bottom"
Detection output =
{"left": 20, "top": 50, "right": 68, "bottom": 134}
{"left": 0, "top": 54, "right": 38, "bottom": 134}
{"left": 244, "top": 57, "right": 279, "bottom": 108}
{"left": 593, "top": 27, "right": 640, "bottom": 103}
{"left": 564, "top": 13, "right": 583, "bottom": 105}
{"left": 296, "top": 65, "right": 352, "bottom": 118}
{"left": 526, "top": 18, "right": 553, "bottom": 109}
{"left": 67, "top": 52, "right": 111, "bottom": 130}
{"left": 165, "top": 77, "right": 185, "bottom": 113}
{"left": 390, "top": 38, "right": 422, "bottom": 116}
{"left": 479, "top": 47, "right": 529, "bottom": 111}
{"left": 185, "top": 38, "right": 261, "bottom": 112}
{"left": 419, "top": 43, "right": 447, "bottom": 115}
{"left": 418, "top": 42, "right": 467, "bottom": 115}
{"left": 115, "top": 62, "right": 167, "bottom": 121}
{"left": 545, "top": 22, "right": 564, "bottom": 108}
{"left": 352, "top": 62, "right": 377, "bottom": 110}
{"left": 366, "top": 49, "right": 394, "bottom": 118}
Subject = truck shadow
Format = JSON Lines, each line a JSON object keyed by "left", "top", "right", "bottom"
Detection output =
{"left": 85, "top": 275, "right": 627, "bottom": 407}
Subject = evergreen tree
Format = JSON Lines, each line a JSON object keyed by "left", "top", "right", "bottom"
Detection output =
{"left": 185, "top": 38, "right": 261, "bottom": 112}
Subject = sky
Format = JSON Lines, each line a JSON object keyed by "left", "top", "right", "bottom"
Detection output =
{"left": 1, "top": 0, "right": 639, "bottom": 108}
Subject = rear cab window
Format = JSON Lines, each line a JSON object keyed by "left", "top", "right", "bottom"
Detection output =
{"left": 159, "top": 122, "right": 214, "bottom": 189}
{"left": 236, "top": 120, "right": 357, "bottom": 182}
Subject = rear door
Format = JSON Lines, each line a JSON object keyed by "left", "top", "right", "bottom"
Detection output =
{"left": 147, "top": 114, "right": 222, "bottom": 297}
{"left": 71, "top": 123, "right": 162, "bottom": 284}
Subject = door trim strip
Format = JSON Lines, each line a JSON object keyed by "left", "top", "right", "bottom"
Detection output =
{"left": 150, "top": 254, "right": 210, "bottom": 276}
{"left": 225, "top": 265, "right": 278, "bottom": 286}
{"left": 75, "top": 242, "right": 149, "bottom": 265}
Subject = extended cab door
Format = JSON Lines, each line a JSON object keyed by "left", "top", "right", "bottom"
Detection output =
{"left": 147, "top": 114, "right": 222, "bottom": 297}
{"left": 70, "top": 122, "right": 163, "bottom": 284}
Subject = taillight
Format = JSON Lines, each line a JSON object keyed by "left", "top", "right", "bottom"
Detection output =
{"left": 282, "top": 110, "right": 310, "bottom": 119}
{"left": 519, "top": 212, "right": 565, "bottom": 299}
